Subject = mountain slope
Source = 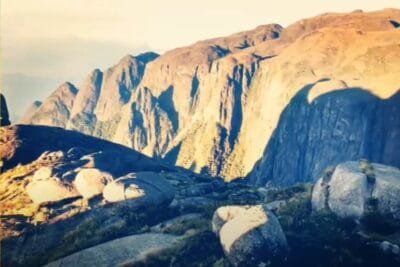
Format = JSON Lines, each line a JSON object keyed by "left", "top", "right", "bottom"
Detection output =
{"left": 21, "top": 82, "right": 78, "bottom": 127}
{"left": 20, "top": 9, "right": 400, "bottom": 185}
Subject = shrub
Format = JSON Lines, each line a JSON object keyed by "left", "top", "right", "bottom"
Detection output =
{"left": 266, "top": 183, "right": 311, "bottom": 202}
{"left": 361, "top": 211, "right": 399, "bottom": 235}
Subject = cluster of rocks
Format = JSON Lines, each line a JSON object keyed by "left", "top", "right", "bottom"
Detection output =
{"left": 26, "top": 161, "right": 174, "bottom": 209}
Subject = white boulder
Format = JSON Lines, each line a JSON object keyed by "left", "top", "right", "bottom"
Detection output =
{"left": 26, "top": 177, "right": 79, "bottom": 205}
{"left": 212, "top": 205, "right": 288, "bottom": 266}
{"left": 74, "top": 168, "right": 113, "bottom": 199}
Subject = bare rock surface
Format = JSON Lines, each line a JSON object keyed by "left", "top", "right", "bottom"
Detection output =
{"left": 44, "top": 233, "right": 181, "bottom": 267}
{"left": 103, "top": 172, "right": 175, "bottom": 206}
{"left": 312, "top": 161, "right": 400, "bottom": 220}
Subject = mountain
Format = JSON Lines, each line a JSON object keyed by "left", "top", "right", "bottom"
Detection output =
{"left": 20, "top": 9, "right": 400, "bottom": 185}
{"left": 18, "top": 100, "right": 42, "bottom": 124}
{"left": 21, "top": 82, "right": 78, "bottom": 127}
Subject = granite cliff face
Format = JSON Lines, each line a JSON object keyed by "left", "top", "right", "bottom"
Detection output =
{"left": 20, "top": 9, "right": 400, "bottom": 185}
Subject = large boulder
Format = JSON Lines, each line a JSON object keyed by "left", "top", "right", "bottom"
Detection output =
{"left": 103, "top": 172, "right": 175, "bottom": 207}
{"left": 73, "top": 168, "right": 113, "bottom": 199}
{"left": 312, "top": 161, "right": 400, "bottom": 220}
{"left": 44, "top": 233, "right": 181, "bottom": 267}
{"left": 26, "top": 177, "right": 79, "bottom": 205}
{"left": 32, "top": 166, "right": 54, "bottom": 181}
{"left": 212, "top": 205, "right": 288, "bottom": 266}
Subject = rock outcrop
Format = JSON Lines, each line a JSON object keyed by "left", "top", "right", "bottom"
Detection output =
{"left": 312, "top": 161, "right": 400, "bottom": 220}
{"left": 0, "top": 124, "right": 170, "bottom": 172}
{"left": 0, "top": 124, "right": 185, "bottom": 266}
{"left": 0, "top": 94, "right": 11, "bottom": 126}
{"left": 212, "top": 205, "right": 288, "bottom": 266}
{"left": 44, "top": 233, "right": 181, "bottom": 267}
{"left": 103, "top": 172, "right": 175, "bottom": 206}
{"left": 20, "top": 9, "right": 400, "bottom": 185}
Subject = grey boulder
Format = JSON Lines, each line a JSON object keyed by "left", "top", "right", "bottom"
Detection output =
{"left": 44, "top": 233, "right": 181, "bottom": 267}
{"left": 312, "top": 161, "right": 400, "bottom": 220}
{"left": 212, "top": 205, "right": 288, "bottom": 266}
{"left": 103, "top": 172, "right": 175, "bottom": 207}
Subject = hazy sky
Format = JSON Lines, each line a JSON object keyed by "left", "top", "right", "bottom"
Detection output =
{"left": 1, "top": 0, "right": 399, "bottom": 119}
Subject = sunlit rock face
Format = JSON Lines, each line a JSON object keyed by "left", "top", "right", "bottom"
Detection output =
{"left": 26, "top": 176, "right": 80, "bottom": 205}
{"left": 67, "top": 69, "right": 103, "bottom": 133}
{"left": 20, "top": 82, "right": 78, "bottom": 127}
{"left": 21, "top": 9, "right": 400, "bottom": 184}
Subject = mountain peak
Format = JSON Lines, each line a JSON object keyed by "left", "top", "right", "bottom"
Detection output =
{"left": 91, "top": 68, "right": 102, "bottom": 75}
{"left": 57, "top": 82, "right": 78, "bottom": 94}
{"left": 136, "top": 51, "right": 160, "bottom": 64}
{"left": 32, "top": 100, "right": 42, "bottom": 107}
{"left": 118, "top": 54, "right": 138, "bottom": 65}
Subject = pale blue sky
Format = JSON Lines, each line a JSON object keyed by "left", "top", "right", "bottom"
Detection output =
{"left": 1, "top": 0, "right": 399, "bottom": 119}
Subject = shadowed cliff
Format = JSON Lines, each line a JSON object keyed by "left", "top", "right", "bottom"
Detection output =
{"left": 248, "top": 84, "right": 400, "bottom": 187}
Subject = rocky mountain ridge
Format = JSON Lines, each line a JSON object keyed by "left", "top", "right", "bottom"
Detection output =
{"left": 20, "top": 9, "right": 400, "bottom": 185}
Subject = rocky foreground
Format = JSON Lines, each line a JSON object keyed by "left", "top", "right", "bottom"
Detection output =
{"left": 1, "top": 125, "right": 399, "bottom": 266}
